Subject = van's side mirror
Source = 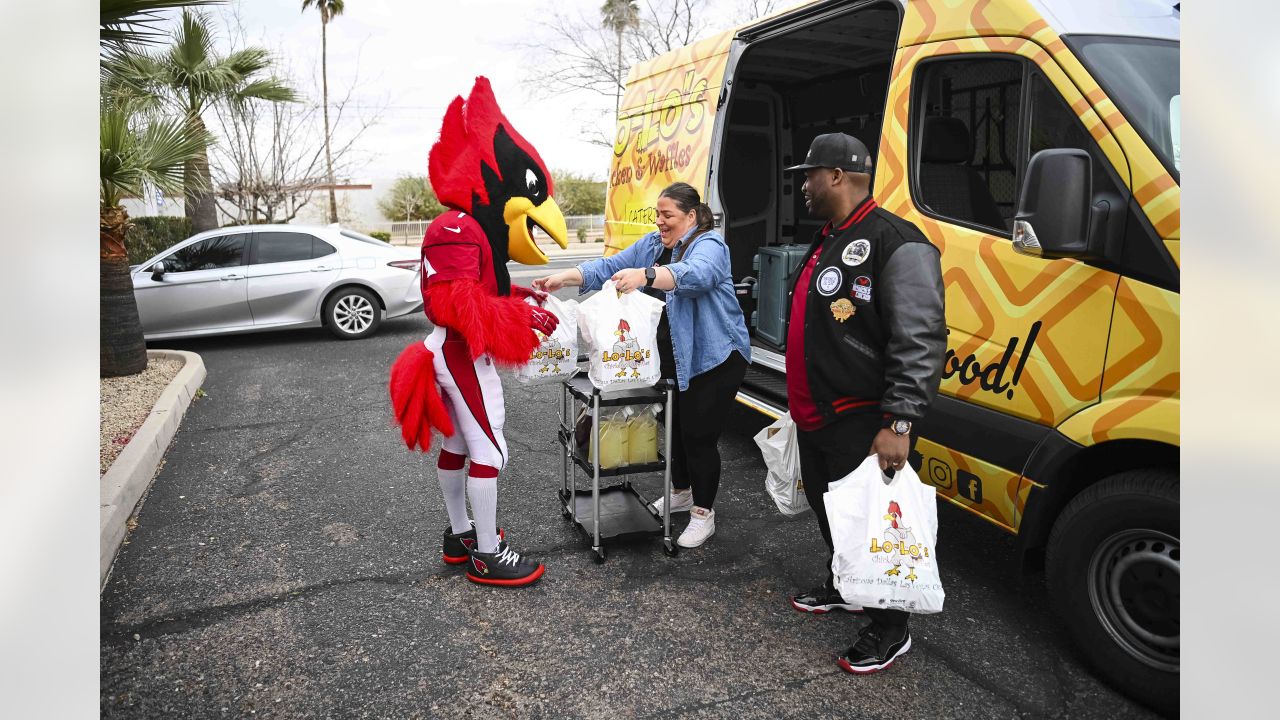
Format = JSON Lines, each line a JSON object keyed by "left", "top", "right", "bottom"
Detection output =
{"left": 1013, "top": 149, "right": 1093, "bottom": 259}
{"left": 150, "top": 261, "right": 167, "bottom": 281}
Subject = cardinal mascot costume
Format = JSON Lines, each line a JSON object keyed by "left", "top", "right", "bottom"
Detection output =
{"left": 389, "top": 77, "right": 568, "bottom": 587}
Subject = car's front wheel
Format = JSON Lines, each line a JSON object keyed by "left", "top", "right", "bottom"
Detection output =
{"left": 1046, "top": 468, "right": 1179, "bottom": 716}
{"left": 323, "top": 287, "right": 382, "bottom": 340}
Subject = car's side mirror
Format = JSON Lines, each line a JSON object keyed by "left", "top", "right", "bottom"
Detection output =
{"left": 1013, "top": 149, "right": 1094, "bottom": 259}
{"left": 150, "top": 261, "right": 167, "bottom": 281}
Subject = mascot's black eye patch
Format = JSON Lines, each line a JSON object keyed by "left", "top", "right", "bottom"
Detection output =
{"left": 490, "top": 125, "right": 546, "bottom": 204}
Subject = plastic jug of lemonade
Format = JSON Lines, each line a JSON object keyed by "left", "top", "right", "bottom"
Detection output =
{"left": 627, "top": 407, "right": 659, "bottom": 464}
{"left": 589, "top": 411, "right": 629, "bottom": 469}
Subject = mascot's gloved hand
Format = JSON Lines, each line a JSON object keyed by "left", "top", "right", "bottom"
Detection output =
{"left": 529, "top": 306, "right": 559, "bottom": 336}
{"left": 512, "top": 284, "right": 549, "bottom": 305}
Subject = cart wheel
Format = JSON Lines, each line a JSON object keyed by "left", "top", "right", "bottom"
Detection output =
{"left": 663, "top": 541, "right": 679, "bottom": 558}
{"left": 561, "top": 507, "right": 572, "bottom": 521}
{"left": 593, "top": 548, "right": 607, "bottom": 564}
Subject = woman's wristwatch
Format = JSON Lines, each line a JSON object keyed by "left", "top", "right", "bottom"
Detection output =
{"left": 644, "top": 267, "right": 657, "bottom": 287}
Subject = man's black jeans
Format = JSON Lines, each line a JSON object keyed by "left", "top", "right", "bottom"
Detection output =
{"left": 797, "top": 411, "right": 915, "bottom": 634}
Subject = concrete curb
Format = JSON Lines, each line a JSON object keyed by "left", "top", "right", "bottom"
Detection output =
{"left": 100, "top": 349, "right": 206, "bottom": 588}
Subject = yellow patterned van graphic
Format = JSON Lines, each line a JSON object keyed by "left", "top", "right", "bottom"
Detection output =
{"left": 605, "top": 31, "right": 733, "bottom": 254}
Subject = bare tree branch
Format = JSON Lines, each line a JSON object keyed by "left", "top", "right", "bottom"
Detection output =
{"left": 208, "top": 26, "right": 383, "bottom": 225}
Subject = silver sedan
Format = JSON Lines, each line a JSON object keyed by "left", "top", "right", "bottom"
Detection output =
{"left": 131, "top": 225, "right": 423, "bottom": 341}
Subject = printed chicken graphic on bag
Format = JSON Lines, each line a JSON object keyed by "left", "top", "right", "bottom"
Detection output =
{"left": 533, "top": 329, "right": 567, "bottom": 375}
{"left": 881, "top": 500, "right": 919, "bottom": 582}
{"left": 610, "top": 319, "right": 643, "bottom": 379}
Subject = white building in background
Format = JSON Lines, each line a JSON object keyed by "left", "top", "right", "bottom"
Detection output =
{"left": 120, "top": 184, "right": 185, "bottom": 220}
{"left": 120, "top": 178, "right": 395, "bottom": 233}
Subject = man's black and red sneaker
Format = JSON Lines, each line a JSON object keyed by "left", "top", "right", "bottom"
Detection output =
{"left": 837, "top": 625, "right": 911, "bottom": 675}
{"left": 465, "top": 541, "right": 545, "bottom": 587}
{"left": 442, "top": 524, "right": 505, "bottom": 565}
{"left": 790, "top": 584, "right": 864, "bottom": 614}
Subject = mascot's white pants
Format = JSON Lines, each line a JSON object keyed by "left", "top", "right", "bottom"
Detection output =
{"left": 424, "top": 326, "right": 508, "bottom": 470}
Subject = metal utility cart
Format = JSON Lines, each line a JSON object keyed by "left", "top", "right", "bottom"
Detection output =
{"left": 557, "top": 374, "right": 677, "bottom": 563}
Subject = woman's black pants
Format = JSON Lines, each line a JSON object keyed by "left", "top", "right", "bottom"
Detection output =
{"left": 667, "top": 352, "right": 748, "bottom": 509}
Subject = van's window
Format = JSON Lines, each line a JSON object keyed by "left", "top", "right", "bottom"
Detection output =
{"left": 912, "top": 58, "right": 1024, "bottom": 233}
{"left": 1067, "top": 36, "right": 1179, "bottom": 180}
{"left": 163, "top": 234, "right": 247, "bottom": 272}
{"left": 1028, "top": 72, "right": 1122, "bottom": 200}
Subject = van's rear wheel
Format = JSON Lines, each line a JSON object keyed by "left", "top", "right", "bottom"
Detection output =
{"left": 1046, "top": 469, "right": 1179, "bottom": 715}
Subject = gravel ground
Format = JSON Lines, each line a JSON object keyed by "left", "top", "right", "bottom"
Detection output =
{"left": 100, "top": 357, "right": 184, "bottom": 475}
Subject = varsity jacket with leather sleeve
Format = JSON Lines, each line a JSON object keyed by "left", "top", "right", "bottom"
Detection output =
{"left": 787, "top": 196, "right": 946, "bottom": 425}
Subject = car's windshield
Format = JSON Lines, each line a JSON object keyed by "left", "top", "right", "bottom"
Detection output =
{"left": 1068, "top": 35, "right": 1180, "bottom": 180}
{"left": 340, "top": 229, "right": 390, "bottom": 247}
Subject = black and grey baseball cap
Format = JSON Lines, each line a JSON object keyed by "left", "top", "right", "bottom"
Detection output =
{"left": 784, "top": 133, "right": 871, "bottom": 174}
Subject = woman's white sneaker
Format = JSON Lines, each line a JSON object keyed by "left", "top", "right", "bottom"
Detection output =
{"left": 651, "top": 489, "right": 694, "bottom": 515}
{"left": 677, "top": 507, "right": 716, "bottom": 548}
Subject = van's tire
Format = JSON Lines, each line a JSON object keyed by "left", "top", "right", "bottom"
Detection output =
{"left": 323, "top": 287, "right": 382, "bottom": 340}
{"left": 1046, "top": 468, "right": 1179, "bottom": 716}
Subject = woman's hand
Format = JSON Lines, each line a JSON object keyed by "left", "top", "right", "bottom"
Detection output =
{"left": 611, "top": 268, "right": 648, "bottom": 294}
{"left": 533, "top": 271, "right": 572, "bottom": 293}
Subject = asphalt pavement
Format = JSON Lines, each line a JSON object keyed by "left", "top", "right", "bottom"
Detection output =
{"left": 100, "top": 260, "right": 1161, "bottom": 718}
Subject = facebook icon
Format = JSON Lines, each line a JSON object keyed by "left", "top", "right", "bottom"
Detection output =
{"left": 957, "top": 469, "right": 982, "bottom": 504}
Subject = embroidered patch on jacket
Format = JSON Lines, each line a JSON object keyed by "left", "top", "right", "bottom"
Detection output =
{"left": 852, "top": 275, "right": 872, "bottom": 303}
{"left": 842, "top": 239, "right": 871, "bottom": 266}
{"left": 816, "top": 267, "right": 843, "bottom": 296}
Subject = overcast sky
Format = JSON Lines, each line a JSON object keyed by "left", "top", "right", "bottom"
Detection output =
{"left": 215, "top": 0, "right": 628, "bottom": 183}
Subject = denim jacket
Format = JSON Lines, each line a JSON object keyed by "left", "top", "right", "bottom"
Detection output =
{"left": 577, "top": 228, "right": 751, "bottom": 391}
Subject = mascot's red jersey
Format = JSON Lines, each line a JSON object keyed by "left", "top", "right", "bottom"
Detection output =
{"left": 420, "top": 210, "right": 499, "bottom": 322}
{"left": 390, "top": 77, "right": 568, "bottom": 453}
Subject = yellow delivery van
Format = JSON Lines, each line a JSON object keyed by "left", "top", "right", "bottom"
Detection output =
{"left": 605, "top": 0, "right": 1179, "bottom": 711}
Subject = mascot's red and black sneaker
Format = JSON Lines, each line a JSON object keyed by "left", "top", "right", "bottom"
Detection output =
{"left": 442, "top": 524, "right": 505, "bottom": 565}
{"left": 465, "top": 541, "right": 545, "bottom": 587}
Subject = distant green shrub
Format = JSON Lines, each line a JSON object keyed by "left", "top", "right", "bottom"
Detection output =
{"left": 369, "top": 230, "right": 392, "bottom": 242}
{"left": 126, "top": 216, "right": 192, "bottom": 265}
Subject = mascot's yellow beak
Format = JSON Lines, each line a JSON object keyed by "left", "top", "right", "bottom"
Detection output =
{"left": 884, "top": 514, "right": 895, "bottom": 521}
{"left": 504, "top": 196, "right": 568, "bottom": 265}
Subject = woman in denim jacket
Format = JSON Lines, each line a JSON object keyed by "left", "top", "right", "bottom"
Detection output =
{"left": 534, "top": 183, "right": 751, "bottom": 548}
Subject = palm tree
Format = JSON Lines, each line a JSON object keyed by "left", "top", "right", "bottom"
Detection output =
{"left": 109, "top": 9, "right": 296, "bottom": 234}
{"left": 601, "top": 0, "right": 639, "bottom": 118}
{"left": 99, "top": 100, "right": 212, "bottom": 376}
{"left": 100, "top": 0, "right": 221, "bottom": 377}
{"left": 301, "top": 0, "right": 345, "bottom": 225}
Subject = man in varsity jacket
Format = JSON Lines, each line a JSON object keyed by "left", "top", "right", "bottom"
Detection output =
{"left": 782, "top": 132, "right": 946, "bottom": 675}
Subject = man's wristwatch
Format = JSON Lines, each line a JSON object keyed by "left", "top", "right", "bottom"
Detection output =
{"left": 887, "top": 417, "right": 912, "bottom": 436}
{"left": 644, "top": 267, "right": 657, "bottom": 287}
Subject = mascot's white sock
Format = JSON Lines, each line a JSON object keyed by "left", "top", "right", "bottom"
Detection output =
{"left": 437, "top": 467, "right": 472, "bottom": 534}
{"left": 467, "top": 475, "right": 500, "bottom": 553}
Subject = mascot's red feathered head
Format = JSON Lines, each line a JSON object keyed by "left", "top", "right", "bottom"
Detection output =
{"left": 428, "top": 77, "right": 568, "bottom": 275}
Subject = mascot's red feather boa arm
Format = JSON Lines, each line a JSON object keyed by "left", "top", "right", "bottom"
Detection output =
{"left": 389, "top": 77, "right": 568, "bottom": 452}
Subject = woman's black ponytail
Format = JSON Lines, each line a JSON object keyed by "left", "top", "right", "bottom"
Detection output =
{"left": 659, "top": 182, "right": 716, "bottom": 235}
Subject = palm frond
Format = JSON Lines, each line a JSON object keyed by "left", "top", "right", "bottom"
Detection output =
{"left": 301, "top": 0, "right": 345, "bottom": 22}
{"left": 100, "top": 0, "right": 222, "bottom": 51}
{"left": 169, "top": 8, "right": 217, "bottom": 77}
{"left": 222, "top": 47, "right": 274, "bottom": 77}
{"left": 234, "top": 78, "right": 299, "bottom": 105}
{"left": 100, "top": 107, "right": 212, "bottom": 207}
{"left": 101, "top": 49, "right": 166, "bottom": 113}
